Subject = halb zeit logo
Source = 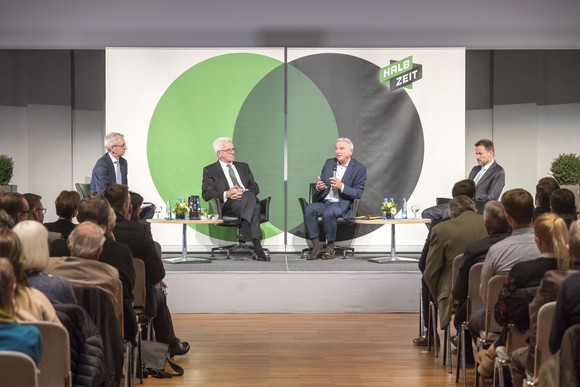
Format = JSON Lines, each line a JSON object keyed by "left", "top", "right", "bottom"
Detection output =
{"left": 380, "top": 56, "right": 423, "bottom": 91}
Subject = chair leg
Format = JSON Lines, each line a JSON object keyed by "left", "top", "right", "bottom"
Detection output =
{"left": 447, "top": 325, "right": 453, "bottom": 373}
{"left": 419, "top": 287, "right": 425, "bottom": 338}
{"left": 429, "top": 301, "right": 438, "bottom": 357}
{"left": 461, "top": 323, "right": 467, "bottom": 387}
{"left": 443, "top": 326, "right": 448, "bottom": 365}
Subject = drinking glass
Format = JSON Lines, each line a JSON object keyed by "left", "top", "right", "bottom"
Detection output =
{"left": 411, "top": 205, "right": 420, "bottom": 219}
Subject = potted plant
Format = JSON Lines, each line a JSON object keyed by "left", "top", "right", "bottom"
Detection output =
{"left": 172, "top": 201, "right": 189, "bottom": 219}
{"left": 550, "top": 153, "right": 580, "bottom": 211}
{"left": 0, "top": 154, "right": 16, "bottom": 192}
{"left": 380, "top": 199, "right": 397, "bottom": 220}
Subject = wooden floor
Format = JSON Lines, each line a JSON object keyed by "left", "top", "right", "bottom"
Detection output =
{"left": 133, "top": 313, "right": 474, "bottom": 386}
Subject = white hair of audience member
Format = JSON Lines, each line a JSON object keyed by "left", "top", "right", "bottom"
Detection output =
{"left": 13, "top": 220, "right": 49, "bottom": 271}
{"left": 69, "top": 221, "right": 106, "bottom": 259}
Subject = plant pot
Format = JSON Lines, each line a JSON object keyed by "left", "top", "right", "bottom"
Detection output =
{"left": 0, "top": 184, "right": 17, "bottom": 193}
{"left": 382, "top": 211, "right": 392, "bottom": 220}
{"left": 175, "top": 213, "right": 185, "bottom": 220}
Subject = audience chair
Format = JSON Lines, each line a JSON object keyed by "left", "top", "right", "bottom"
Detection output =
{"left": 208, "top": 196, "right": 271, "bottom": 259}
{"left": 523, "top": 301, "right": 556, "bottom": 385}
{"left": 75, "top": 183, "right": 91, "bottom": 199}
{"left": 131, "top": 257, "right": 149, "bottom": 385}
{"left": 441, "top": 254, "right": 464, "bottom": 374}
{"left": 494, "top": 323, "right": 531, "bottom": 387}
{"left": 475, "top": 274, "right": 506, "bottom": 387}
{"left": 456, "top": 262, "right": 484, "bottom": 386}
{"left": 427, "top": 298, "right": 439, "bottom": 357}
{"left": 0, "top": 351, "right": 39, "bottom": 387}
{"left": 299, "top": 183, "right": 359, "bottom": 259}
{"left": 22, "top": 321, "right": 71, "bottom": 387}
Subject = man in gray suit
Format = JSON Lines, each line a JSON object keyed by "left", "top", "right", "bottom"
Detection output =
{"left": 468, "top": 139, "right": 506, "bottom": 214}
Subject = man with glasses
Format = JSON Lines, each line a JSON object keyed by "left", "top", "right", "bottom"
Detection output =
{"left": 90, "top": 132, "right": 128, "bottom": 194}
{"left": 202, "top": 137, "right": 269, "bottom": 261}
{"left": 23, "top": 193, "right": 62, "bottom": 242}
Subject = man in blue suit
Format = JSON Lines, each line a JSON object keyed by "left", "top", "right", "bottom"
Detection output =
{"left": 90, "top": 132, "right": 128, "bottom": 194}
{"left": 468, "top": 139, "right": 505, "bottom": 214}
{"left": 304, "top": 138, "right": 367, "bottom": 260}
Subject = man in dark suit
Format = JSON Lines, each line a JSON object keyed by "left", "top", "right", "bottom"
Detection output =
{"left": 468, "top": 139, "right": 506, "bottom": 214}
{"left": 303, "top": 138, "right": 367, "bottom": 260}
{"left": 90, "top": 132, "right": 128, "bottom": 194}
{"left": 201, "top": 137, "right": 268, "bottom": 261}
{"left": 104, "top": 184, "right": 190, "bottom": 357}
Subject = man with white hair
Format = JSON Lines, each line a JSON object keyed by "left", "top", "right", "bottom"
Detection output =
{"left": 202, "top": 137, "right": 268, "bottom": 261}
{"left": 303, "top": 138, "right": 367, "bottom": 260}
{"left": 90, "top": 132, "right": 128, "bottom": 194}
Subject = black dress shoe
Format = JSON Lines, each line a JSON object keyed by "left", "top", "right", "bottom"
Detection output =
{"left": 237, "top": 233, "right": 246, "bottom": 243}
{"left": 254, "top": 248, "right": 270, "bottom": 261}
{"left": 168, "top": 338, "right": 190, "bottom": 357}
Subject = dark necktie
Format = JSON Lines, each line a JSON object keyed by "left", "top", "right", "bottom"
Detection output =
{"left": 227, "top": 164, "right": 240, "bottom": 186}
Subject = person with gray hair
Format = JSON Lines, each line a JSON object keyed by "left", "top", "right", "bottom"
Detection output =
{"left": 90, "top": 132, "right": 128, "bottom": 194}
{"left": 202, "top": 136, "right": 268, "bottom": 261}
{"left": 303, "top": 138, "right": 367, "bottom": 260}
{"left": 46, "top": 221, "right": 120, "bottom": 311}
{"left": 451, "top": 200, "right": 511, "bottom": 362}
{"left": 423, "top": 195, "right": 487, "bottom": 339}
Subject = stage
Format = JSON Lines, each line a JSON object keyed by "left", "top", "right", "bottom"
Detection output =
{"left": 162, "top": 251, "right": 422, "bottom": 314}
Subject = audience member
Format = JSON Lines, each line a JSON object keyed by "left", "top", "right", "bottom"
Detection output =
{"left": 0, "top": 258, "right": 43, "bottom": 366}
{"left": 104, "top": 184, "right": 189, "bottom": 356}
{"left": 0, "top": 192, "right": 29, "bottom": 224}
{"left": 467, "top": 139, "right": 506, "bottom": 214}
{"left": 549, "top": 257, "right": 580, "bottom": 353}
{"left": 509, "top": 219, "right": 580, "bottom": 385}
{"left": 49, "top": 194, "right": 137, "bottom": 340}
{"left": 13, "top": 221, "right": 76, "bottom": 305}
{"left": 0, "top": 228, "right": 60, "bottom": 324}
{"left": 46, "top": 221, "right": 121, "bottom": 311}
{"left": 0, "top": 209, "right": 14, "bottom": 229}
{"left": 423, "top": 195, "right": 487, "bottom": 341}
{"left": 469, "top": 189, "right": 539, "bottom": 342}
{"left": 23, "top": 193, "right": 62, "bottom": 243}
{"left": 451, "top": 200, "right": 510, "bottom": 361}
{"left": 414, "top": 179, "right": 477, "bottom": 346}
{"left": 44, "top": 190, "right": 80, "bottom": 238}
{"left": 550, "top": 188, "right": 577, "bottom": 228}
{"left": 533, "top": 177, "right": 560, "bottom": 222}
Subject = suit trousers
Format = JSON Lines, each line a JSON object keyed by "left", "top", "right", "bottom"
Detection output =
{"left": 152, "top": 287, "right": 176, "bottom": 345}
{"left": 304, "top": 201, "right": 342, "bottom": 242}
{"left": 223, "top": 191, "right": 261, "bottom": 239}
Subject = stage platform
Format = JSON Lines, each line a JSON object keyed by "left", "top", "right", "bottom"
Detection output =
{"left": 162, "top": 251, "right": 422, "bottom": 314}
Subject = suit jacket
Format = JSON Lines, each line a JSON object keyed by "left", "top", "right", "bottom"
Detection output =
{"left": 201, "top": 160, "right": 260, "bottom": 205}
{"left": 90, "top": 153, "right": 128, "bottom": 194}
{"left": 112, "top": 216, "right": 164, "bottom": 316}
{"left": 424, "top": 210, "right": 487, "bottom": 329}
{"left": 550, "top": 271, "right": 580, "bottom": 354}
{"left": 468, "top": 161, "right": 505, "bottom": 214}
{"left": 314, "top": 157, "right": 367, "bottom": 219}
{"left": 44, "top": 218, "right": 76, "bottom": 239}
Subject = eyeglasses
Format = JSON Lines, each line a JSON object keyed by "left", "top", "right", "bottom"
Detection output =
{"left": 112, "top": 143, "right": 127, "bottom": 148}
{"left": 219, "top": 148, "right": 236, "bottom": 153}
{"left": 30, "top": 208, "right": 46, "bottom": 215}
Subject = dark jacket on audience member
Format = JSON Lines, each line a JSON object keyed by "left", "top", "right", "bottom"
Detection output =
{"left": 44, "top": 219, "right": 77, "bottom": 239}
{"left": 55, "top": 303, "right": 105, "bottom": 387}
{"left": 550, "top": 271, "right": 580, "bottom": 354}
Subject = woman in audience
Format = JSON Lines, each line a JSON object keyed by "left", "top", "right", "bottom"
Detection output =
{"left": 476, "top": 213, "right": 569, "bottom": 376}
{"left": 0, "top": 228, "right": 61, "bottom": 324}
{"left": 13, "top": 220, "right": 77, "bottom": 304}
{"left": 0, "top": 257, "right": 43, "bottom": 366}
{"left": 43, "top": 190, "right": 80, "bottom": 239}
{"left": 509, "top": 219, "right": 580, "bottom": 385}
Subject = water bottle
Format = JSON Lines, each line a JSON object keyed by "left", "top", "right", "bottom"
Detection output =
{"left": 166, "top": 199, "right": 171, "bottom": 220}
{"left": 402, "top": 198, "right": 408, "bottom": 219}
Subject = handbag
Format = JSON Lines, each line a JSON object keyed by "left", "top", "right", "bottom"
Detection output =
{"left": 141, "top": 340, "right": 184, "bottom": 378}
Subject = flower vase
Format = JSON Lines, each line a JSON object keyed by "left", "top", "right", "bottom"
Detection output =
{"left": 382, "top": 211, "right": 387, "bottom": 220}
{"left": 175, "top": 212, "right": 185, "bottom": 220}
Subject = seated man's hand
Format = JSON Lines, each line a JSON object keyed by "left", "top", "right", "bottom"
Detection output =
{"left": 226, "top": 185, "right": 244, "bottom": 200}
{"left": 316, "top": 176, "right": 327, "bottom": 191}
{"left": 329, "top": 176, "right": 343, "bottom": 190}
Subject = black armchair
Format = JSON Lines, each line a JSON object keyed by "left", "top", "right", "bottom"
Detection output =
{"left": 75, "top": 183, "right": 91, "bottom": 199}
{"left": 298, "top": 183, "right": 359, "bottom": 259}
{"left": 208, "top": 196, "right": 271, "bottom": 259}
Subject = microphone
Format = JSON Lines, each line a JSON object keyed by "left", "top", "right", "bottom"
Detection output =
{"left": 332, "top": 165, "right": 337, "bottom": 178}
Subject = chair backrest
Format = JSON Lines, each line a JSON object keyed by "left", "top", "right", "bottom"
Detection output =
{"left": 132, "top": 258, "right": 147, "bottom": 310}
{"left": 304, "top": 183, "right": 359, "bottom": 221}
{"left": 114, "top": 278, "right": 123, "bottom": 333}
{"left": 485, "top": 274, "right": 507, "bottom": 334}
{"left": 467, "top": 262, "right": 485, "bottom": 320}
{"left": 75, "top": 183, "right": 91, "bottom": 199}
{"left": 534, "top": 301, "right": 556, "bottom": 375}
{"left": 0, "top": 351, "right": 39, "bottom": 387}
{"left": 451, "top": 254, "right": 464, "bottom": 295}
{"left": 22, "top": 321, "right": 71, "bottom": 387}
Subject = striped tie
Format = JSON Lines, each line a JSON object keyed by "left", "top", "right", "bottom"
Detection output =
{"left": 227, "top": 164, "right": 240, "bottom": 186}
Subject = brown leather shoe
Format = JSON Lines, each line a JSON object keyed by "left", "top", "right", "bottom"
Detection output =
{"left": 412, "top": 333, "right": 440, "bottom": 347}
{"left": 307, "top": 247, "right": 321, "bottom": 260}
{"left": 321, "top": 246, "right": 335, "bottom": 260}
